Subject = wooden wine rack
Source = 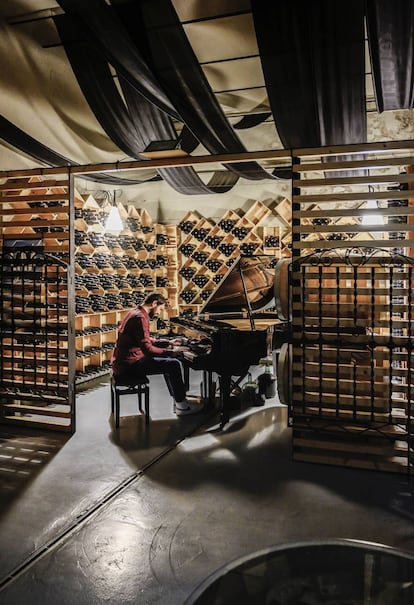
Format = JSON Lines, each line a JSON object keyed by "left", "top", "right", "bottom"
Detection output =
{"left": 74, "top": 192, "right": 178, "bottom": 383}
{"left": 0, "top": 176, "right": 74, "bottom": 432}
{"left": 289, "top": 140, "right": 414, "bottom": 475}
{"left": 176, "top": 200, "right": 280, "bottom": 310}
{"left": 73, "top": 193, "right": 284, "bottom": 380}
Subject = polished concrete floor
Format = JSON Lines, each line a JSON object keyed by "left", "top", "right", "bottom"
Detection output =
{"left": 1, "top": 368, "right": 414, "bottom": 604}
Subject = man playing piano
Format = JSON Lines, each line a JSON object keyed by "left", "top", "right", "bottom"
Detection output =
{"left": 111, "top": 292, "right": 204, "bottom": 416}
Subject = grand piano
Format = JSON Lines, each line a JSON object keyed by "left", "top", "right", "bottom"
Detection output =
{"left": 170, "top": 254, "right": 288, "bottom": 427}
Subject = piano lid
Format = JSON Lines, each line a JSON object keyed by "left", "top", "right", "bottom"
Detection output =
{"left": 200, "top": 254, "right": 275, "bottom": 315}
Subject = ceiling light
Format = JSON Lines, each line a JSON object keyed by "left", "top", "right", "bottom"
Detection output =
{"left": 105, "top": 191, "right": 123, "bottom": 232}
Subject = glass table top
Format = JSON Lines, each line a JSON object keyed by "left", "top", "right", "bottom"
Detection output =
{"left": 185, "top": 540, "right": 414, "bottom": 605}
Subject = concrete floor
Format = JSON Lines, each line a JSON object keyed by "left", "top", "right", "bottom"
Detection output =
{"left": 1, "top": 368, "right": 414, "bottom": 604}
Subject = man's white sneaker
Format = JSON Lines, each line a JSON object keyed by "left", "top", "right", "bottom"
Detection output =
{"left": 175, "top": 399, "right": 205, "bottom": 416}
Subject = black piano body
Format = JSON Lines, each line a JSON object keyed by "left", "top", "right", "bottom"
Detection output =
{"left": 170, "top": 255, "right": 288, "bottom": 427}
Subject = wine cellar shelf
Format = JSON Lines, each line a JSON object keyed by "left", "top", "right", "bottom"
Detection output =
{"left": 74, "top": 196, "right": 280, "bottom": 382}
{"left": 74, "top": 193, "right": 178, "bottom": 384}
{"left": 0, "top": 176, "right": 74, "bottom": 432}
{"left": 0, "top": 182, "right": 283, "bottom": 407}
{"left": 177, "top": 200, "right": 280, "bottom": 310}
{"left": 289, "top": 141, "right": 414, "bottom": 475}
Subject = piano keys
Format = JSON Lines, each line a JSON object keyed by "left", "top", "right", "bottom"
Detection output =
{"left": 170, "top": 255, "right": 289, "bottom": 427}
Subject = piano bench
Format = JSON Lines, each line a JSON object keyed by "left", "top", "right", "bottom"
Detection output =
{"left": 110, "top": 375, "right": 150, "bottom": 428}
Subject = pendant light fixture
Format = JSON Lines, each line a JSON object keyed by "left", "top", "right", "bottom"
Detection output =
{"left": 105, "top": 190, "right": 123, "bottom": 232}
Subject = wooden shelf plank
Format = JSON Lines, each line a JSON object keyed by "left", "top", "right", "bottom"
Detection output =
{"left": 1, "top": 404, "right": 71, "bottom": 417}
{"left": 0, "top": 179, "right": 69, "bottom": 191}
{"left": 0, "top": 193, "right": 68, "bottom": 203}
{"left": 295, "top": 190, "right": 414, "bottom": 204}
{"left": 1, "top": 416, "right": 71, "bottom": 430}
{"left": 0, "top": 206, "right": 69, "bottom": 216}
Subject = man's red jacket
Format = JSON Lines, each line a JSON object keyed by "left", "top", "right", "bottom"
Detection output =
{"left": 111, "top": 306, "right": 169, "bottom": 376}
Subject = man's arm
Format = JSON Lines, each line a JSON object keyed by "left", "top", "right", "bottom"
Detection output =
{"left": 129, "top": 315, "right": 166, "bottom": 356}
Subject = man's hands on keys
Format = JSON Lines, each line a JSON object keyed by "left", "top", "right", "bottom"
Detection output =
{"left": 166, "top": 337, "right": 190, "bottom": 355}
{"left": 171, "top": 345, "right": 190, "bottom": 353}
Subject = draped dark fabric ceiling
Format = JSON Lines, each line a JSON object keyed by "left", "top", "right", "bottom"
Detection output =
{"left": 0, "top": 115, "right": 149, "bottom": 186}
{"left": 118, "top": 0, "right": 273, "bottom": 182}
{"left": 0, "top": 0, "right": 414, "bottom": 190}
{"left": 233, "top": 113, "right": 272, "bottom": 130}
{"left": 251, "top": 0, "right": 366, "bottom": 148}
{"left": 57, "top": 0, "right": 178, "bottom": 119}
{"left": 54, "top": 13, "right": 239, "bottom": 195}
{"left": 366, "top": 0, "right": 414, "bottom": 112}
{"left": 0, "top": 115, "right": 71, "bottom": 168}
{"left": 59, "top": 0, "right": 273, "bottom": 193}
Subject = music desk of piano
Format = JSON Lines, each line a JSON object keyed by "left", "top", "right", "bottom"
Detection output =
{"left": 170, "top": 255, "right": 289, "bottom": 428}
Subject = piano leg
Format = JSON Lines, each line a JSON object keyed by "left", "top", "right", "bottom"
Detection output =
{"left": 219, "top": 374, "right": 232, "bottom": 428}
{"left": 201, "top": 370, "right": 215, "bottom": 406}
{"left": 208, "top": 371, "right": 215, "bottom": 404}
{"left": 201, "top": 371, "right": 208, "bottom": 401}
{"left": 183, "top": 364, "right": 215, "bottom": 405}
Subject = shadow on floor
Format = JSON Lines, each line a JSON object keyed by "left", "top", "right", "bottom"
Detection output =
{"left": 130, "top": 405, "right": 414, "bottom": 544}
{"left": 108, "top": 404, "right": 218, "bottom": 466}
{"left": 0, "top": 371, "right": 104, "bottom": 517}
{"left": 0, "top": 425, "right": 70, "bottom": 513}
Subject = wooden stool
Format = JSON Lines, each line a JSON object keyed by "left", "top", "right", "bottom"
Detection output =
{"left": 110, "top": 375, "right": 150, "bottom": 428}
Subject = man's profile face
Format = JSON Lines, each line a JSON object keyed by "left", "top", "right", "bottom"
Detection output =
{"left": 148, "top": 302, "right": 165, "bottom": 319}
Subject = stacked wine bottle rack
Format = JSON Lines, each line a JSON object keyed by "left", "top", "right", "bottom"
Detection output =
{"left": 74, "top": 194, "right": 178, "bottom": 383}
{"left": 289, "top": 141, "right": 414, "bottom": 475}
{"left": 177, "top": 200, "right": 280, "bottom": 310}
{"left": 0, "top": 176, "right": 74, "bottom": 432}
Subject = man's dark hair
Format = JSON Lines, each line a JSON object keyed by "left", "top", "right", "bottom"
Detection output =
{"left": 143, "top": 292, "right": 168, "bottom": 306}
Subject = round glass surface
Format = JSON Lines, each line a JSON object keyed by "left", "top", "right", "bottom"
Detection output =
{"left": 185, "top": 540, "right": 414, "bottom": 605}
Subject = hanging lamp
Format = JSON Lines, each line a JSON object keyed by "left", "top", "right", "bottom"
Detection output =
{"left": 105, "top": 190, "right": 123, "bottom": 232}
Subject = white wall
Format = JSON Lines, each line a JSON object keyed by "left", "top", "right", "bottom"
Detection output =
{"left": 76, "top": 172, "right": 291, "bottom": 227}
